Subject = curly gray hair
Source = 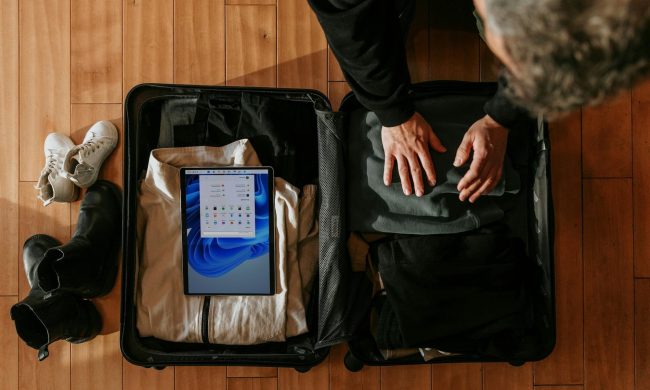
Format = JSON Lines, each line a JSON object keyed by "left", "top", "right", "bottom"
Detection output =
{"left": 484, "top": 0, "right": 650, "bottom": 117}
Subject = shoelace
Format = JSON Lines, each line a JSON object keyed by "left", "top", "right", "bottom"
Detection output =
{"left": 77, "top": 132, "right": 106, "bottom": 157}
{"left": 43, "top": 149, "right": 59, "bottom": 173}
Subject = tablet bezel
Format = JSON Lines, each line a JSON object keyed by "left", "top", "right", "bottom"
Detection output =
{"left": 179, "top": 166, "right": 275, "bottom": 296}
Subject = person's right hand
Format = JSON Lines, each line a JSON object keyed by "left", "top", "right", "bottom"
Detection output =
{"left": 381, "top": 112, "right": 447, "bottom": 197}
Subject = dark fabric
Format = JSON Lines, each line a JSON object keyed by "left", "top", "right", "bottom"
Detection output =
{"left": 308, "top": 0, "right": 530, "bottom": 128}
{"left": 374, "top": 223, "right": 533, "bottom": 357}
{"left": 347, "top": 94, "right": 521, "bottom": 234}
{"left": 162, "top": 93, "right": 319, "bottom": 188}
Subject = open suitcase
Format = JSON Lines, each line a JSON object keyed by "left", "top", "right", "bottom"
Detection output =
{"left": 120, "top": 81, "right": 555, "bottom": 371}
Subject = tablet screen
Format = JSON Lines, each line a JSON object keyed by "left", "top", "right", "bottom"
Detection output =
{"left": 180, "top": 167, "right": 275, "bottom": 295}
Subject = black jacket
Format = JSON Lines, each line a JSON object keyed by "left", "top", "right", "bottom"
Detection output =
{"left": 308, "top": 0, "right": 529, "bottom": 128}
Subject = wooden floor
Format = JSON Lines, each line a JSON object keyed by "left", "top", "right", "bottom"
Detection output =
{"left": 1, "top": 0, "right": 648, "bottom": 389}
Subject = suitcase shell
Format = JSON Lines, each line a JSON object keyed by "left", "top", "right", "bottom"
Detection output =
{"left": 120, "top": 81, "right": 555, "bottom": 371}
{"left": 338, "top": 81, "right": 556, "bottom": 371}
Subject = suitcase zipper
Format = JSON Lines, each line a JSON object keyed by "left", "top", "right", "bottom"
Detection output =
{"left": 201, "top": 296, "right": 211, "bottom": 344}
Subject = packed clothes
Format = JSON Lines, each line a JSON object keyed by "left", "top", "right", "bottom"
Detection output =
{"left": 136, "top": 140, "right": 319, "bottom": 344}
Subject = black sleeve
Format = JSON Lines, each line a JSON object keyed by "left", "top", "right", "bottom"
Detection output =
{"left": 484, "top": 75, "right": 531, "bottom": 129}
{"left": 308, "top": 0, "right": 414, "bottom": 127}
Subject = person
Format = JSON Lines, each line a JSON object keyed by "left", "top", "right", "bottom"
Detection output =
{"left": 309, "top": 0, "right": 650, "bottom": 202}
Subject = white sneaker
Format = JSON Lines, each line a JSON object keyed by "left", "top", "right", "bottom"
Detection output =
{"left": 62, "top": 121, "right": 118, "bottom": 188}
{"left": 36, "top": 133, "right": 79, "bottom": 206}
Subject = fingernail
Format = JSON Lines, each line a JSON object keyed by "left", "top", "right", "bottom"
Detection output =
{"left": 416, "top": 191, "right": 423, "bottom": 197}
{"left": 453, "top": 157, "right": 461, "bottom": 167}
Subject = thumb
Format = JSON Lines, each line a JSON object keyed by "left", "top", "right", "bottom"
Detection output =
{"left": 454, "top": 135, "right": 472, "bottom": 167}
{"left": 428, "top": 130, "right": 447, "bottom": 153}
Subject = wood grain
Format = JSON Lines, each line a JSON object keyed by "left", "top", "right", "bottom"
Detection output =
{"left": 583, "top": 179, "right": 634, "bottom": 390}
{"left": 429, "top": 30, "right": 479, "bottom": 81}
{"left": 227, "top": 366, "right": 277, "bottom": 378}
{"left": 18, "top": 181, "right": 71, "bottom": 390}
{"left": 71, "top": 334, "right": 122, "bottom": 390}
{"left": 633, "top": 79, "right": 650, "bottom": 276}
{"left": 535, "top": 387, "right": 584, "bottom": 390}
{"left": 483, "top": 363, "right": 532, "bottom": 390}
{"left": 479, "top": 40, "right": 500, "bottom": 82}
{"left": 278, "top": 0, "right": 327, "bottom": 94}
{"left": 227, "top": 0, "right": 275, "bottom": 4}
{"left": 227, "top": 377, "right": 278, "bottom": 390}
{"left": 226, "top": 5, "right": 277, "bottom": 87}
{"left": 329, "top": 345, "right": 379, "bottom": 390}
{"left": 0, "top": 297, "right": 18, "bottom": 390}
{"left": 582, "top": 91, "right": 632, "bottom": 178}
{"left": 19, "top": 0, "right": 71, "bottom": 182}
{"left": 0, "top": 0, "right": 18, "bottom": 296}
{"left": 122, "top": 362, "right": 174, "bottom": 390}
{"left": 405, "top": 0, "right": 429, "bottom": 83}
{"left": 71, "top": 0, "right": 122, "bottom": 103}
{"left": 123, "top": 0, "right": 173, "bottom": 94}
{"left": 381, "top": 365, "right": 431, "bottom": 390}
{"left": 174, "top": 0, "right": 226, "bottom": 85}
{"left": 328, "top": 48, "right": 346, "bottom": 82}
{"left": 534, "top": 113, "right": 584, "bottom": 385}
{"left": 431, "top": 363, "right": 482, "bottom": 390}
{"left": 328, "top": 82, "right": 352, "bottom": 111}
{"left": 278, "top": 357, "right": 329, "bottom": 390}
{"left": 636, "top": 280, "right": 650, "bottom": 390}
{"left": 175, "top": 366, "right": 227, "bottom": 390}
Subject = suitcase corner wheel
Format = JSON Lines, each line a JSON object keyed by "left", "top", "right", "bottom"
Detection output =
{"left": 344, "top": 351, "right": 364, "bottom": 372}
{"left": 294, "top": 366, "right": 312, "bottom": 373}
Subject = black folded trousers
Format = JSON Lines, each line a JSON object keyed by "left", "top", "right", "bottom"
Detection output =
{"left": 374, "top": 223, "right": 533, "bottom": 357}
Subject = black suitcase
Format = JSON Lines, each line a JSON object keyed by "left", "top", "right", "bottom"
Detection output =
{"left": 120, "top": 81, "right": 555, "bottom": 371}
{"left": 338, "top": 82, "right": 556, "bottom": 371}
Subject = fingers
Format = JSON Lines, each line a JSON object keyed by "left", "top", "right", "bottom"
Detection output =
{"left": 417, "top": 150, "right": 436, "bottom": 187}
{"left": 457, "top": 137, "right": 489, "bottom": 192}
{"left": 454, "top": 133, "right": 472, "bottom": 168}
{"left": 384, "top": 154, "right": 395, "bottom": 186}
{"left": 428, "top": 131, "right": 447, "bottom": 153}
{"left": 407, "top": 154, "right": 425, "bottom": 197}
{"left": 396, "top": 155, "right": 412, "bottom": 196}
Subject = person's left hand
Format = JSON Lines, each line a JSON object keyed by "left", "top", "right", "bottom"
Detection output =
{"left": 453, "top": 115, "right": 509, "bottom": 203}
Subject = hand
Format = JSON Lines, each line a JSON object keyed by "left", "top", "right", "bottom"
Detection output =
{"left": 454, "top": 115, "right": 509, "bottom": 203}
{"left": 382, "top": 112, "right": 447, "bottom": 197}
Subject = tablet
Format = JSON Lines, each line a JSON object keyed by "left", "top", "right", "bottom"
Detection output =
{"left": 180, "top": 167, "right": 275, "bottom": 295}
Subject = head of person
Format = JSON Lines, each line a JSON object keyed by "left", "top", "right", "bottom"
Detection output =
{"left": 474, "top": 0, "right": 650, "bottom": 117}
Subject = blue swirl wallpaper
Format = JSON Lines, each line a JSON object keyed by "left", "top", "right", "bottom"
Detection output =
{"left": 185, "top": 173, "right": 270, "bottom": 278}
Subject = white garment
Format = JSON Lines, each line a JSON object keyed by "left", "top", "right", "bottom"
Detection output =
{"left": 136, "top": 140, "right": 315, "bottom": 344}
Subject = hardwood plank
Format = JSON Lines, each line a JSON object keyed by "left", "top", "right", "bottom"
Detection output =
{"left": 0, "top": 297, "right": 18, "bottom": 390}
{"left": 479, "top": 39, "right": 500, "bottom": 82}
{"left": 123, "top": 361, "right": 174, "bottom": 390}
{"left": 483, "top": 363, "right": 532, "bottom": 390}
{"left": 227, "top": 366, "right": 277, "bottom": 378}
{"left": 380, "top": 365, "right": 431, "bottom": 390}
{"left": 633, "top": 79, "right": 650, "bottom": 276}
{"left": 227, "top": 377, "right": 278, "bottom": 390}
{"left": 226, "top": 5, "right": 277, "bottom": 87}
{"left": 533, "top": 113, "right": 584, "bottom": 384}
{"left": 329, "top": 345, "right": 379, "bottom": 390}
{"left": 583, "top": 179, "right": 633, "bottom": 390}
{"left": 636, "top": 279, "right": 650, "bottom": 390}
{"left": 535, "top": 387, "right": 583, "bottom": 390}
{"left": 18, "top": 181, "right": 71, "bottom": 390}
{"left": 175, "top": 366, "right": 227, "bottom": 390}
{"left": 19, "top": 0, "right": 71, "bottom": 182}
{"left": 582, "top": 91, "right": 632, "bottom": 178}
{"left": 174, "top": 0, "right": 226, "bottom": 85}
{"left": 431, "top": 363, "right": 482, "bottom": 390}
{"left": 429, "top": 29, "right": 479, "bottom": 81}
{"left": 328, "top": 82, "right": 351, "bottom": 111}
{"left": 71, "top": 0, "right": 122, "bottom": 103}
{"left": 71, "top": 333, "right": 121, "bottom": 390}
{"left": 278, "top": 0, "right": 327, "bottom": 94}
{"left": 227, "top": 0, "right": 275, "bottom": 4}
{"left": 328, "top": 48, "right": 346, "bottom": 82}
{"left": 70, "top": 104, "right": 123, "bottom": 187}
{"left": 405, "top": 0, "right": 429, "bottom": 83}
{"left": 0, "top": 0, "right": 19, "bottom": 296}
{"left": 278, "top": 356, "right": 329, "bottom": 390}
{"left": 123, "top": 0, "right": 173, "bottom": 94}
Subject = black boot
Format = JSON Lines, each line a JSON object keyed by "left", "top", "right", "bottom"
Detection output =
{"left": 36, "top": 180, "right": 121, "bottom": 298}
{"left": 10, "top": 234, "right": 102, "bottom": 361}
